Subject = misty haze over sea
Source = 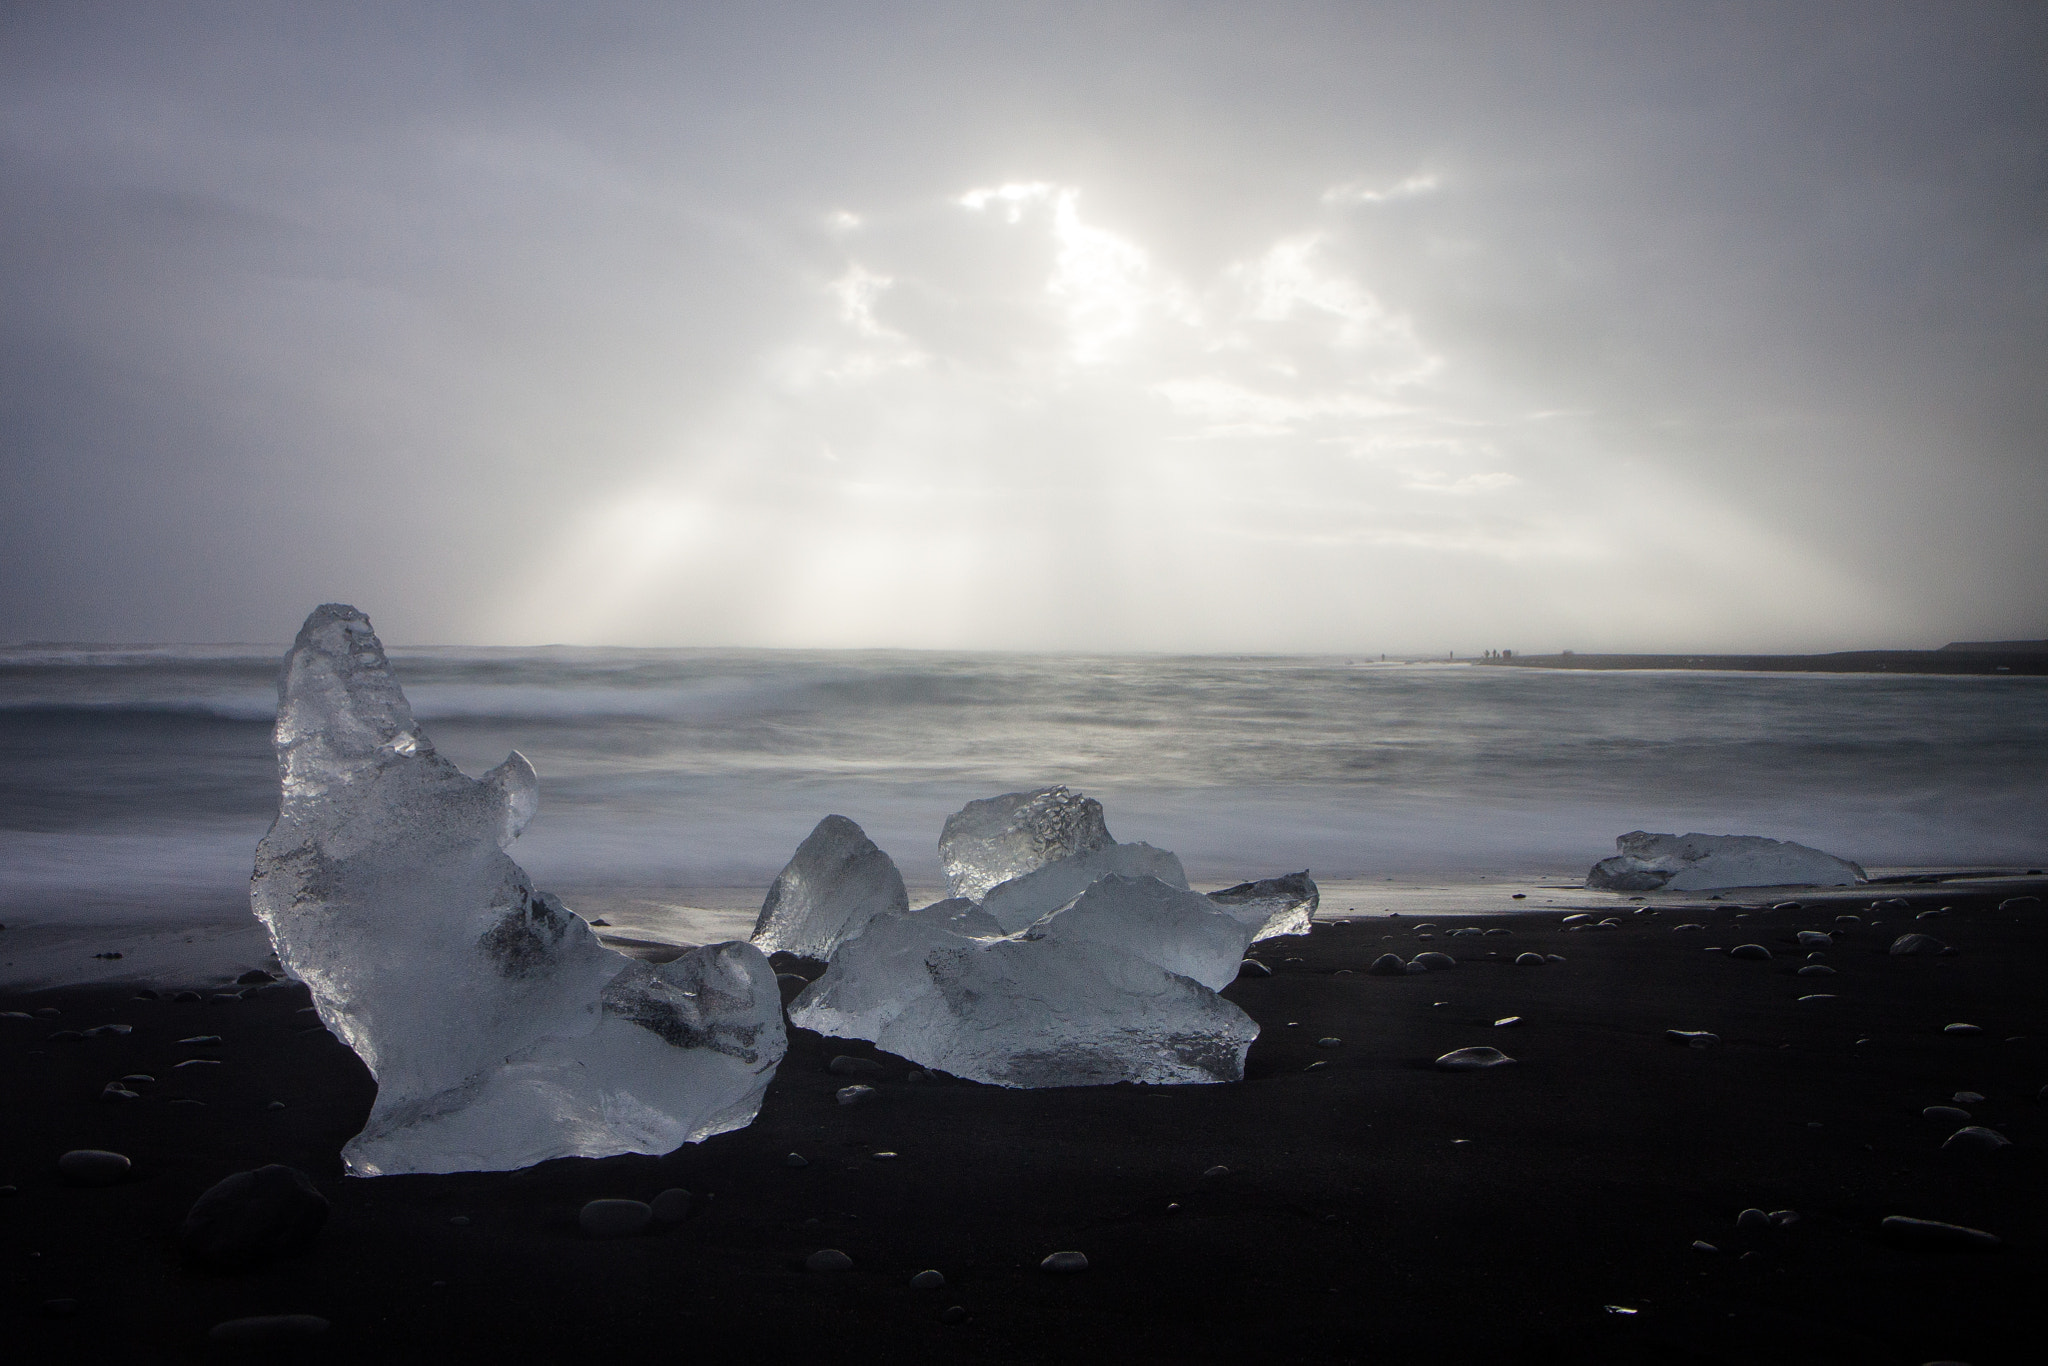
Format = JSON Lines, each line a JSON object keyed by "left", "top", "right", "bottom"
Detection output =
{"left": 3, "top": 645, "right": 2042, "bottom": 934}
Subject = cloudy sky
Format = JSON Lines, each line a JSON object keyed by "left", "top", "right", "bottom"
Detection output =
{"left": 4, "top": 2, "right": 2043, "bottom": 652}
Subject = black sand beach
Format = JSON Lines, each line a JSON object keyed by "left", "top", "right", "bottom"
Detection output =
{"left": 6, "top": 887, "right": 2045, "bottom": 1364}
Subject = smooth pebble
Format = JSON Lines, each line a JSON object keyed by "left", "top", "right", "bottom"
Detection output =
{"left": 1040, "top": 1250, "right": 1089, "bottom": 1273}
{"left": 578, "top": 1199, "right": 653, "bottom": 1238}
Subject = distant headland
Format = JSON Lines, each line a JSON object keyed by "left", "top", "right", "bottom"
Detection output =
{"left": 1473, "top": 639, "right": 2048, "bottom": 675}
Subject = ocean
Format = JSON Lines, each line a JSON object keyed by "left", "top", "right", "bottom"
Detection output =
{"left": 3, "top": 644, "right": 2045, "bottom": 973}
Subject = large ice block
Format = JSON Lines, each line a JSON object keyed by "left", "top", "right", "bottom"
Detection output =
{"left": 1207, "top": 870, "right": 1319, "bottom": 941}
{"left": 1586, "top": 831, "right": 1866, "bottom": 892}
{"left": 788, "top": 874, "right": 1260, "bottom": 1087}
{"left": 752, "top": 815, "right": 909, "bottom": 959}
{"left": 250, "top": 604, "right": 784, "bottom": 1176}
{"left": 939, "top": 786, "right": 1113, "bottom": 901}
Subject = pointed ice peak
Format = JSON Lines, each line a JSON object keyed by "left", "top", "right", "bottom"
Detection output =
{"left": 752, "top": 815, "right": 909, "bottom": 959}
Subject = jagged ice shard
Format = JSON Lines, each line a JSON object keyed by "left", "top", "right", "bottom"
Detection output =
{"left": 752, "top": 815, "right": 909, "bottom": 959}
{"left": 1587, "top": 831, "right": 1867, "bottom": 892}
{"left": 250, "top": 605, "right": 784, "bottom": 1176}
{"left": 1208, "top": 871, "right": 1319, "bottom": 941}
{"left": 939, "top": 786, "right": 1113, "bottom": 902}
{"left": 788, "top": 874, "right": 1261, "bottom": 1087}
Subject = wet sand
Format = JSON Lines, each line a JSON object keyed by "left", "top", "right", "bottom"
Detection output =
{"left": 4, "top": 885, "right": 2044, "bottom": 1363}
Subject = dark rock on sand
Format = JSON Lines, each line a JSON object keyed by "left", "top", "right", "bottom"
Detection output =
{"left": 651, "top": 1188, "right": 693, "bottom": 1223}
{"left": 207, "top": 1314, "right": 330, "bottom": 1344}
{"left": 806, "top": 1248, "right": 853, "bottom": 1271}
{"left": 1797, "top": 964, "right": 1837, "bottom": 976}
{"left": 1040, "top": 1250, "right": 1089, "bottom": 1272}
{"left": 941, "top": 1305, "right": 969, "bottom": 1324}
{"left": 835, "top": 1084, "right": 878, "bottom": 1106}
{"left": 1940, "top": 1126, "right": 2011, "bottom": 1151}
{"left": 1435, "top": 1047, "right": 1514, "bottom": 1070}
{"left": 911, "top": 1269, "right": 946, "bottom": 1289}
{"left": 1412, "top": 951, "right": 1456, "bottom": 971}
{"left": 580, "top": 1199, "right": 654, "bottom": 1237}
{"left": 1796, "top": 931, "right": 1832, "bottom": 946}
{"left": 828, "top": 1055, "right": 884, "bottom": 1077}
{"left": 1514, "top": 953, "right": 1545, "bottom": 965}
{"left": 1666, "top": 1031, "right": 1720, "bottom": 1047}
{"left": 1922, "top": 1106, "right": 1972, "bottom": 1124}
{"left": 1890, "top": 933, "right": 1947, "bottom": 956}
{"left": 1942, "top": 1023, "right": 1982, "bottom": 1035}
{"left": 235, "top": 970, "right": 277, "bottom": 985}
{"left": 783, "top": 1153, "right": 809, "bottom": 1168}
{"left": 1238, "top": 958, "right": 1272, "bottom": 977}
{"left": 1736, "top": 1208, "right": 1770, "bottom": 1230}
{"left": 181, "top": 1165, "right": 329, "bottom": 1265}
{"left": 1367, "top": 954, "right": 1407, "bottom": 975}
{"left": 57, "top": 1149, "right": 131, "bottom": 1186}
{"left": 1729, "top": 944, "right": 1772, "bottom": 961}
{"left": 1880, "top": 1216, "right": 2000, "bottom": 1249}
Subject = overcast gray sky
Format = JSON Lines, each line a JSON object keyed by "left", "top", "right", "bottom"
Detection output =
{"left": 4, "top": 1, "right": 2043, "bottom": 652}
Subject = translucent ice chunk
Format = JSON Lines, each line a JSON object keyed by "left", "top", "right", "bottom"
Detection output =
{"left": 752, "top": 815, "right": 910, "bottom": 960}
{"left": 980, "top": 841, "right": 1188, "bottom": 932}
{"left": 1207, "top": 870, "right": 1319, "bottom": 941}
{"left": 1587, "top": 832, "right": 1865, "bottom": 892}
{"left": 939, "top": 786, "right": 1113, "bottom": 902}
{"left": 251, "top": 605, "right": 784, "bottom": 1176}
{"left": 789, "top": 874, "right": 1259, "bottom": 1087}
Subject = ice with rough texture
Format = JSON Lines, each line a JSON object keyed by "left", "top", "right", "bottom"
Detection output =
{"left": 1207, "top": 871, "right": 1319, "bottom": 941}
{"left": 752, "top": 815, "right": 909, "bottom": 959}
{"left": 789, "top": 874, "right": 1259, "bottom": 1087}
{"left": 250, "top": 605, "right": 785, "bottom": 1176}
{"left": 939, "top": 786, "right": 1112, "bottom": 902}
{"left": 1586, "top": 832, "right": 1866, "bottom": 892}
{"left": 979, "top": 840, "right": 1188, "bottom": 932}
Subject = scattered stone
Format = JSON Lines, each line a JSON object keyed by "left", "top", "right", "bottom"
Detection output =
{"left": 828, "top": 1055, "right": 884, "bottom": 1077}
{"left": 1494, "top": 1016, "right": 1521, "bottom": 1028}
{"left": 1562, "top": 914, "right": 1593, "bottom": 925}
{"left": 1771, "top": 902, "right": 1802, "bottom": 911}
{"left": 1999, "top": 896, "right": 2041, "bottom": 911}
{"left": 1666, "top": 1031, "right": 1720, "bottom": 1048}
{"left": 1923, "top": 1106, "right": 1972, "bottom": 1124}
{"left": 911, "top": 1269, "right": 946, "bottom": 1289}
{"left": 835, "top": 1084, "right": 878, "bottom": 1107}
{"left": 1941, "top": 1126, "right": 2011, "bottom": 1151}
{"left": 1880, "top": 1215, "right": 2000, "bottom": 1249}
{"left": 1238, "top": 958, "right": 1272, "bottom": 977}
{"left": 1304, "top": 1061, "right": 1328, "bottom": 1071}
{"left": 236, "top": 970, "right": 277, "bottom": 985}
{"left": 1413, "top": 951, "right": 1456, "bottom": 971}
{"left": 1915, "top": 908, "right": 1949, "bottom": 920}
{"left": 173, "top": 991, "right": 201, "bottom": 1003}
{"left": 1435, "top": 1047, "right": 1514, "bottom": 1070}
{"left": 1953, "top": 1091, "right": 1984, "bottom": 1103}
{"left": 1202, "top": 1165, "right": 1231, "bottom": 1178}
{"left": 1943, "top": 1023, "right": 1982, "bottom": 1035}
{"left": 1367, "top": 954, "right": 1407, "bottom": 975}
{"left": 1040, "top": 1250, "right": 1089, "bottom": 1273}
{"left": 175, "top": 1059, "right": 223, "bottom": 1068}
{"left": 579, "top": 1199, "right": 654, "bottom": 1238}
{"left": 121, "top": 1074, "right": 153, "bottom": 1084}
{"left": 806, "top": 1248, "right": 853, "bottom": 1272}
{"left": 1729, "top": 944, "right": 1771, "bottom": 961}
{"left": 178, "top": 1035, "right": 223, "bottom": 1046}
{"left": 1796, "top": 931, "right": 1832, "bottom": 946}
{"left": 1797, "top": 994, "right": 1836, "bottom": 1002}
{"left": 1544, "top": 953, "right": 1566, "bottom": 963}
{"left": 1514, "top": 953, "right": 1545, "bottom": 966}
{"left": 207, "top": 1314, "right": 331, "bottom": 1345}
{"left": 268, "top": 1101, "right": 286, "bottom": 1110}
{"left": 941, "top": 1305, "right": 969, "bottom": 1324}
{"left": 651, "top": 1188, "right": 693, "bottom": 1223}
{"left": 1891, "top": 933, "right": 1948, "bottom": 956}
{"left": 1736, "top": 1208, "right": 1770, "bottom": 1230}
{"left": 1484, "top": 927, "right": 1511, "bottom": 936}
{"left": 99, "top": 1084, "right": 141, "bottom": 1102}
{"left": 93, "top": 951, "right": 123, "bottom": 960}
{"left": 57, "top": 1149, "right": 131, "bottom": 1186}
{"left": 181, "top": 1165, "right": 329, "bottom": 1265}
{"left": 46, "top": 1029, "right": 84, "bottom": 1041}
{"left": 1404, "top": 961, "right": 1429, "bottom": 974}
{"left": 1316, "top": 1037, "right": 1342, "bottom": 1048}
{"left": 34, "top": 1007, "right": 61, "bottom": 1016}
{"left": 1673, "top": 924, "right": 1705, "bottom": 932}
{"left": 1692, "top": 1240, "right": 1718, "bottom": 1253}
{"left": 1769, "top": 1210, "right": 1799, "bottom": 1227}
{"left": 870, "top": 1151, "right": 898, "bottom": 1160}
{"left": 784, "top": 1153, "right": 810, "bottom": 1168}
{"left": 1797, "top": 964, "right": 1837, "bottom": 976}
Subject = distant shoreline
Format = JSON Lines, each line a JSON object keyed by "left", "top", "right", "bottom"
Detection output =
{"left": 1474, "top": 648, "right": 2048, "bottom": 675}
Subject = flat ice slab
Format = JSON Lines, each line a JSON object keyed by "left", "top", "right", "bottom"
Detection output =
{"left": 1587, "top": 832, "right": 1865, "bottom": 892}
{"left": 250, "top": 605, "right": 784, "bottom": 1176}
